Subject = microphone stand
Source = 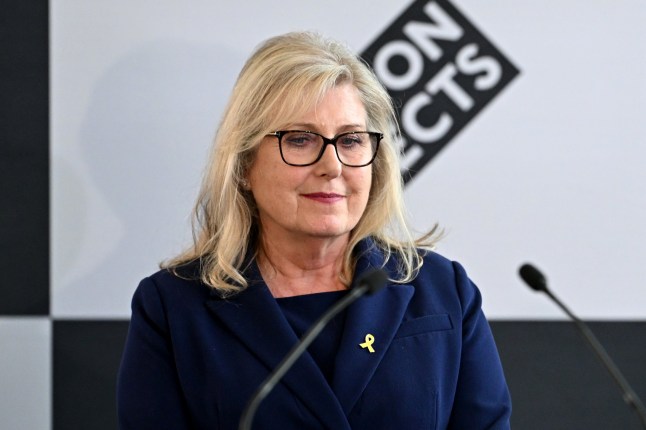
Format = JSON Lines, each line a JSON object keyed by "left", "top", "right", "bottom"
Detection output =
{"left": 238, "top": 269, "right": 387, "bottom": 430}
{"left": 519, "top": 264, "right": 646, "bottom": 429}
{"left": 543, "top": 288, "right": 646, "bottom": 429}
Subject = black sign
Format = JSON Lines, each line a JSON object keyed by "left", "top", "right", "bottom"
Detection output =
{"left": 361, "top": 0, "right": 519, "bottom": 183}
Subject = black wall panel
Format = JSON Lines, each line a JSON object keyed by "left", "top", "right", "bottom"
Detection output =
{"left": 50, "top": 320, "right": 646, "bottom": 430}
{"left": 53, "top": 320, "right": 130, "bottom": 430}
{"left": 491, "top": 321, "right": 646, "bottom": 430}
{"left": 0, "top": 0, "right": 49, "bottom": 314}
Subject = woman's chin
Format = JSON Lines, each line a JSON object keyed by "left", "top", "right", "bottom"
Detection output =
{"left": 301, "top": 224, "right": 352, "bottom": 240}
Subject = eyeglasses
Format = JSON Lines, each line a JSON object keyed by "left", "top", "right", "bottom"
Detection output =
{"left": 266, "top": 130, "right": 382, "bottom": 167}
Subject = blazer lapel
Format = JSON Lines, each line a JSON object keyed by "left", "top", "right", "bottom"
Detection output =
{"left": 331, "top": 282, "right": 414, "bottom": 415}
{"left": 205, "top": 276, "right": 351, "bottom": 430}
{"left": 331, "top": 239, "right": 415, "bottom": 414}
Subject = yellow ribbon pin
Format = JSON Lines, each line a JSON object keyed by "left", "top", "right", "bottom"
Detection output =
{"left": 359, "top": 334, "right": 375, "bottom": 353}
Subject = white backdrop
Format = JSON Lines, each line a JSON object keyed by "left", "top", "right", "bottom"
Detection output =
{"left": 51, "top": 0, "right": 646, "bottom": 319}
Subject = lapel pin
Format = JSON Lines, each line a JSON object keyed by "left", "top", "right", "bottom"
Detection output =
{"left": 359, "top": 333, "right": 375, "bottom": 353}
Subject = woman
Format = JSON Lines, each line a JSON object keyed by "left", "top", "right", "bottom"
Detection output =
{"left": 117, "top": 31, "right": 511, "bottom": 429}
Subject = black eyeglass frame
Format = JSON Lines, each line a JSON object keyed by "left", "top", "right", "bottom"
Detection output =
{"left": 266, "top": 130, "right": 383, "bottom": 167}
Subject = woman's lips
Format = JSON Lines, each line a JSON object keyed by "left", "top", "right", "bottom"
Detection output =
{"left": 302, "top": 192, "right": 345, "bottom": 203}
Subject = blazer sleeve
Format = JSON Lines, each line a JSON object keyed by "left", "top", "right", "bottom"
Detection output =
{"left": 448, "top": 261, "right": 512, "bottom": 430}
{"left": 117, "top": 276, "right": 193, "bottom": 430}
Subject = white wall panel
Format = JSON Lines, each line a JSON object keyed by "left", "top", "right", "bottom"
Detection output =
{"left": 0, "top": 319, "right": 51, "bottom": 429}
{"left": 51, "top": 1, "right": 646, "bottom": 318}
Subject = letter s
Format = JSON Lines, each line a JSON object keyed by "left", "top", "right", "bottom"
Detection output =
{"left": 455, "top": 43, "right": 502, "bottom": 91}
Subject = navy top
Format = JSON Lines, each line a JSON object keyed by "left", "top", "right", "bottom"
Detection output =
{"left": 276, "top": 291, "right": 347, "bottom": 384}
{"left": 117, "top": 238, "right": 512, "bottom": 429}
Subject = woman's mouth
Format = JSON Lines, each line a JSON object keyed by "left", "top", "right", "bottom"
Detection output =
{"left": 302, "top": 192, "right": 345, "bottom": 203}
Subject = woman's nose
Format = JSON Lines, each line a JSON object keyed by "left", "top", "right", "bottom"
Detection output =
{"left": 315, "top": 143, "right": 343, "bottom": 177}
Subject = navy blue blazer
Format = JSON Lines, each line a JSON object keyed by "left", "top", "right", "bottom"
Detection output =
{"left": 117, "top": 240, "right": 511, "bottom": 429}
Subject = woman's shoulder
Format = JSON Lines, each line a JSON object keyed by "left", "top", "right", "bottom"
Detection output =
{"left": 423, "top": 249, "right": 473, "bottom": 280}
{"left": 411, "top": 249, "right": 483, "bottom": 312}
{"left": 358, "top": 238, "right": 464, "bottom": 285}
{"left": 410, "top": 249, "right": 463, "bottom": 286}
{"left": 419, "top": 248, "right": 453, "bottom": 267}
{"left": 136, "top": 261, "right": 212, "bottom": 302}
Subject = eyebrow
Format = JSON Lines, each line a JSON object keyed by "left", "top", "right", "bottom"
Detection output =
{"left": 287, "top": 123, "right": 366, "bottom": 133}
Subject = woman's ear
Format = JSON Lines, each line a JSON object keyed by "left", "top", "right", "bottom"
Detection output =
{"left": 240, "top": 177, "right": 251, "bottom": 191}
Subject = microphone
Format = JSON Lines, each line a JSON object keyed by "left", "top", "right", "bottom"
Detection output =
{"left": 518, "top": 263, "right": 646, "bottom": 429}
{"left": 238, "top": 268, "right": 389, "bottom": 430}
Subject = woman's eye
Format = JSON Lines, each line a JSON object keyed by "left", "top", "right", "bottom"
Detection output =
{"left": 286, "top": 134, "right": 315, "bottom": 145}
{"left": 340, "top": 135, "right": 362, "bottom": 146}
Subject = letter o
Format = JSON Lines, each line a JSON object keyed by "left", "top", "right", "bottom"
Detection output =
{"left": 373, "top": 41, "right": 424, "bottom": 91}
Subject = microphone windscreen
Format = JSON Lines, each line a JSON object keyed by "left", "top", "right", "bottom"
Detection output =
{"left": 357, "top": 269, "right": 389, "bottom": 295}
{"left": 519, "top": 263, "right": 548, "bottom": 292}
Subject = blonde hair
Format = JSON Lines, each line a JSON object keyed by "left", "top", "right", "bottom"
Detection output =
{"left": 164, "top": 31, "right": 438, "bottom": 295}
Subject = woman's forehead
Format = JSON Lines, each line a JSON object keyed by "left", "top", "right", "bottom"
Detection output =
{"left": 270, "top": 84, "right": 368, "bottom": 130}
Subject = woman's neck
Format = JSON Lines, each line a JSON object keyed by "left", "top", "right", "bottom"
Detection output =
{"left": 256, "top": 234, "right": 349, "bottom": 298}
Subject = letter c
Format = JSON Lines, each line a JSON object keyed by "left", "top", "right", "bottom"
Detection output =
{"left": 401, "top": 92, "right": 453, "bottom": 143}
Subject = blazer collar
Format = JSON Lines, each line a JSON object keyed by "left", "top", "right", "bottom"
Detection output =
{"left": 205, "top": 261, "right": 351, "bottom": 430}
{"left": 204, "top": 238, "right": 413, "bottom": 426}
